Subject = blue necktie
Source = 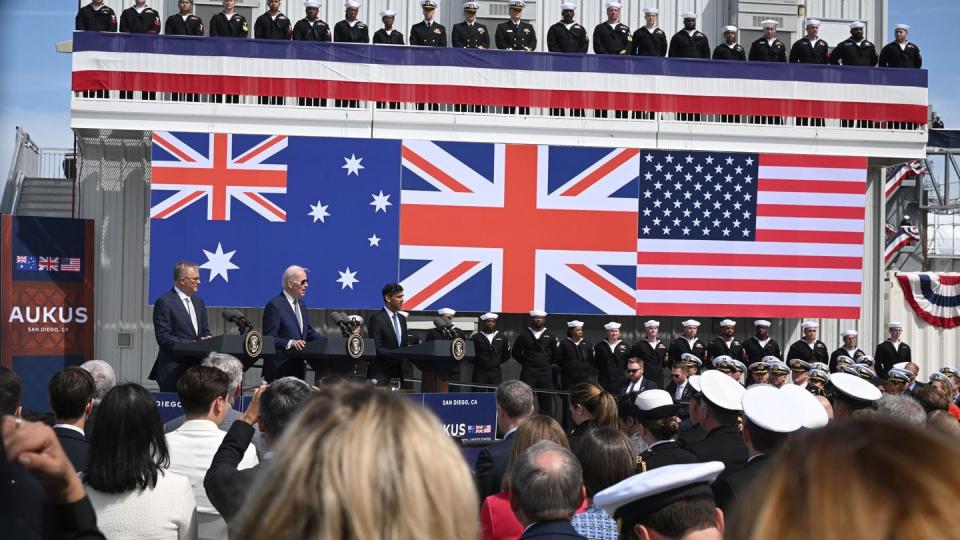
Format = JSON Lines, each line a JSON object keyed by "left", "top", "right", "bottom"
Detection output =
{"left": 393, "top": 314, "right": 402, "bottom": 346}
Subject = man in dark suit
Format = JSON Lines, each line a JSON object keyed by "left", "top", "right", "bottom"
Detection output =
{"left": 367, "top": 283, "right": 408, "bottom": 384}
{"left": 618, "top": 357, "right": 657, "bottom": 396}
{"left": 151, "top": 261, "right": 212, "bottom": 392}
{"left": 48, "top": 367, "right": 96, "bottom": 474}
{"left": 262, "top": 265, "right": 322, "bottom": 381}
{"left": 665, "top": 359, "right": 695, "bottom": 421}
{"left": 510, "top": 441, "right": 587, "bottom": 540}
{"left": 686, "top": 371, "right": 747, "bottom": 475}
{"left": 713, "top": 385, "right": 801, "bottom": 512}
{"left": 205, "top": 377, "right": 312, "bottom": 521}
{"left": 474, "top": 380, "right": 534, "bottom": 499}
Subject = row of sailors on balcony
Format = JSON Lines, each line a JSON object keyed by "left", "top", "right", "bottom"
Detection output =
{"left": 76, "top": 0, "right": 922, "bottom": 69}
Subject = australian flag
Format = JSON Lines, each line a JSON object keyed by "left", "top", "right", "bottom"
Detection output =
{"left": 148, "top": 132, "right": 401, "bottom": 308}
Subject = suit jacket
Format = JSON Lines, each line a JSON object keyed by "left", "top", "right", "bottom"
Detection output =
{"left": 150, "top": 289, "right": 211, "bottom": 390}
{"left": 54, "top": 426, "right": 89, "bottom": 474}
{"left": 203, "top": 421, "right": 262, "bottom": 522}
{"left": 687, "top": 425, "right": 748, "bottom": 474}
{"left": 665, "top": 380, "right": 694, "bottom": 420}
{"left": 713, "top": 454, "right": 770, "bottom": 512}
{"left": 262, "top": 292, "right": 321, "bottom": 380}
{"left": 474, "top": 430, "right": 516, "bottom": 499}
{"left": 520, "top": 520, "right": 587, "bottom": 539}
{"left": 367, "top": 308, "right": 408, "bottom": 379}
{"left": 618, "top": 377, "right": 658, "bottom": 396}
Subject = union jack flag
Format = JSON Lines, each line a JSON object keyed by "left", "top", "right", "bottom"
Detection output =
{"left": 399, "top": 140, "right": 638, "bottom": 315}
{"left": 151, "top": 132, "right": 288, "bottom": 222}
{"left": 39, "top": 256, "right": 59, "bottom": 271}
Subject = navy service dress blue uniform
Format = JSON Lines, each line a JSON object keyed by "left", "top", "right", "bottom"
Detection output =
{"left": 76, "top": 3, "right": 118, "bottom": 32}
{"left": 165, "top": 13, "right": 204, "bottom": 36}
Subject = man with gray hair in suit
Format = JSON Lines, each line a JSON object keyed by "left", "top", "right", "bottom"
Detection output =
{"left": 510, "top": 441, "right": 588, "bottom": 539}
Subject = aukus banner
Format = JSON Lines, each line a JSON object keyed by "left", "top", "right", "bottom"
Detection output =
{"left": 1, "top": 215, "right": 95, "bottom": 410}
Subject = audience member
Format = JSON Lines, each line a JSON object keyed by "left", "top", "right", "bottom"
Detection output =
{"left": 876, "top": 393, "right": 926, "bottom": 426}
{"left": 85, "top": 384, "right": 197, "bottom": 539}
{"left": 635, "top": 390, "right": 698, "bottom": 471}
{"left": 79, "top": 360, "right": 115, "bottom": 439}
{"left": 926, "top": 410, "right": 960, "bottom": 443}
{"left": 167, "top": 366, "right": 257, "bottom": 538}
{"left": 510, "top": 441, "right": 587, "bottom": 540}
{"left": 204, "top": 376, "right": 311, "bottom": 521}
{"left": 596, "top": 462, "right": 726, "bottom": 540}
{"left": 828, "top": 372, "right": 881, "bottom": 418}
{"left": 728, "top": 418, "right": 960, "bottom": 539}
{"left": 0, "top": 366, "right": 22, "bottom": 418}
{"left": 48, "top": 367, "right": 96, "bottom": 474}
{"left": 571, "top": 427, "right": 636, "bottom": 539}
{"left": 685, "top": 371, "right": 747, "bottom": 474}
{"left": 927, "top": 373, "right": 960, "bottom": 419}
{"left": 231, "top": 383, "right": 476, "bottom": 539}
{"left": 568, "top": 383, "right": 618, "bottom": 451}
{"left": 616, "top": 392, "right": 648, "bottom": 454}
{"left": 475, "top": 380, "right": 536, "bottom": 500}
{"left": 165, "top": 352, "right": 267, "bottom": 457}
{"left": 480, "top": 415, "right": 579, "bottom": 540}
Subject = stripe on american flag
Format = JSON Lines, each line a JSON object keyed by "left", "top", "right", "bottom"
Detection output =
{"left": 636, "top": 152, "right": 866, "bottom": 319}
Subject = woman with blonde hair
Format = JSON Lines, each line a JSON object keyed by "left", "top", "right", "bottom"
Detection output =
{"left": 480, "top": 415, "right": 586, "bottom": 540}
{"left": 231, "top": 383, "right": 478, "bottom": 540}
{"left": 727, "top": 417, "right": 960, "bottom": 540}
{"left": 567, "top": 382, "right": 619, "bottom": 451}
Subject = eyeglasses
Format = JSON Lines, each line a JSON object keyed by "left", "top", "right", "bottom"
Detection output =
{"left": 299, "top": 279, "right": 309, "bottom": 286}
{"left": 626, "top": 368, "right": 641, "bottom": 374}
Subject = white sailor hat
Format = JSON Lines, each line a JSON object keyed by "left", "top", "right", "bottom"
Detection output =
{"left": 688, "top": 374, "right": 702, "bottom": 393}
{"left": 830, "top": 372, "right": 881, "bottom": 403}
{"left": 730, "top": 359, "right": 746, "bottom": 372}
{"left": 559, "top": 2, "right": 576, "bottom": 11}
{"left": 722, "top": 25, "right": 738, "bottom": 33}
{"left": 644, "top": 320, "right": 660, "bottom": 329}
{"left": 886, "top": 368, "right": 912, "bottom": 383}
{"left": 681, "top": 11, "right": 697, "bottom": 19}
{"left": 940, "top": 366, "right": 960, "bottom": 378}
{"left": 855, "top": 355, "right": 875, "bottom": 368}
{"left": 479, "top": 312, "right": 499, "bottom": 321}
{"left": 810, "top": 362, "right": 829, "bottom": 372}
{"left": 348, "top": 314, "right": 363, "bottom": 324}
{"left": 788, "top": 358, "right": 812, "bottom": 372}
{"left": 397, "top": 310, "right": 409, "bottom": 318}
{"left": 888, "top": 321, "right": 903, "bottom": 329}
{"left": 742, "top": 385, "right": 803, "bottom": 433}
{"left": 719, "top": 319, "right": 736, "bottom": 327}
{"left": 508, "top": 0, "right": 526, "bottom": 8}
{"left": 805, "top": 18, "right": 821, "bottom": 27}
{"left": 841, "top": 329, "right": 858, "bottom": 338}
{"left": 699, "top": 370, "right": 746, "bottom": 411}
{"left": 567, "top": 320, "right": 584, "bottom": 328}
{"left": 604, "top": 322, "right": 622, "bottom": 331}
{"left": 753, "top": 320, "right": 770, "bottom": 327}
{"left": 304, "top": 0, "right": 321, "bottom": 8}
{"left": 895, "top": 23, "right": 910, "bottom": 31}
{"left": 462, "top": 1, "right": 479, "bottom": 11}
{"left": 642, "top": 7, "right": 659, "bottom": 15}
{"left": 929, "top": 372, "right": 951, "bottom": 384}
{"left": 634, "top": 389, "right": 679, "bottom": 419}
{"left": 594, "top": 462, "right": 725, "bottom": 523}
{"left": 849, "top": 21, "right": 865, "bottom": 29}
{"left": 801, "top": 321, "right": 819, "bottom": 330}
{"left": 420, "top": 0, "right": 439, "bottom": 8}
{"left": 345, "top": 0, "right": 361, "bottom": 8}
{"left": 681, "top": 319, "right": 701, "bottom": 328}
{"left": 379, "top": 8, "right": 396, "bottom": 17}
{"left": 807, "top": 368, "right": 830, "bottom": 383}
{"left": 779, "top": 384, "right": 829, "bottom": 429}
{"left": 604, "top": 1, "right": 622, "bottom": 9}
{"left": 680, "top": 353, "right": 702, "bottom": 367}
{"left": 712, "top": 356, "right": 734, "bottom": 372}
{"left": 760, "top": 19, "right": 778, "bottom": 29}
{"left": 893, "top": 361, "right": 908, "bottom": 370}
{"left": 438, "top": 307, "right": 456, "bottom": 316}
{"left": 529, "top": 309, "right": 547, "bottom": 317}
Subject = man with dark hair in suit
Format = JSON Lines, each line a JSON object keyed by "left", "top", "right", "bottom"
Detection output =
{"left": 474, "top": 379, "right": 535, "bottom": 499}
{"left": 617, "top": 357, "right": 658, "bottom": 396}
{"left": 48, "top": 367, "right": 97, "bottom": 474}
{"left": 150, "top": 261, "right": 212, "bottom": 392}
{"left": 262, "top": 265, "right": 322, "bottom": 381}
{"left": 367, "top": 283, "right": 408, "bottom": 384}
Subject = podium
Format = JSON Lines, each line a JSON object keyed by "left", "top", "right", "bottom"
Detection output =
{"left": 286, "top": 335, "right": 376, "bottom": 376}
{"left": 172, "top": 333, "right": 275, "bottom": 371}
{"left": 385, "top": 339, "right": 475, "bottom": 393}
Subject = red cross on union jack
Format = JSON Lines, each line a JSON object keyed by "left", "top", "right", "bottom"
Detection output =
{"left": 151, "top": 132, "right": 288, "bottom": 222}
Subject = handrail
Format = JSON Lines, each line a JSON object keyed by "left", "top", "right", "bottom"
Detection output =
{"left": 0, "top": 127, "right": 40, "bottom": 213}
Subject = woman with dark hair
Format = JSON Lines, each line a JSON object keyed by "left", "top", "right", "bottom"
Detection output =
{"left": 85, "top": 384, "right": 197, "bottom": 539}
{"left": 568, "top": 383, "right": 618, "bottom": 451}
{"left": 571, "top": 427, "right": 637, "bottom": 539}
{"left": 635, "top": 389, "right": 698, "bottom": 471}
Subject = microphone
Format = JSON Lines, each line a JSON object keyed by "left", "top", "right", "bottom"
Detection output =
{"left": 329, "top": 311, "right": 352, "bottom": 337}
{"left": 433, "top": 317, "right": 456, "bottom": 339}
{"left": 222, "top": 309, "right": 252, "bottom": 333}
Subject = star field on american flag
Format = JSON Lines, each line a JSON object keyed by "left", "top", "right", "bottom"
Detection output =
{"left": 639, "top": 151, "right": 759, "bottom": 241}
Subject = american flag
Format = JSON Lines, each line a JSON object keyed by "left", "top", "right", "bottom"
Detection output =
{"left": 636, "top": 151, "right": 867, "bottom": 319}
{"left": 38, "top": 256, "right": 59, "bottom": 271}
{"left": 60, "top": 257, "right": 82, "bottom": 272}
{"left": 399, "top": 140, "right": 638, "bottom": 315}
{"left": 151, "top": 132, "right": 288, "bottom": 222}
{"left": 885, "top": 223, "right": 921, "bottom": 264}
{"left": 885, "top": 160, "right": 926, "bottom": 198}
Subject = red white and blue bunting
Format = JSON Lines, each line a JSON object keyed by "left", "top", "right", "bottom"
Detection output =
{"left": 896, "top": 272, "right": 960, "bottom": 329}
